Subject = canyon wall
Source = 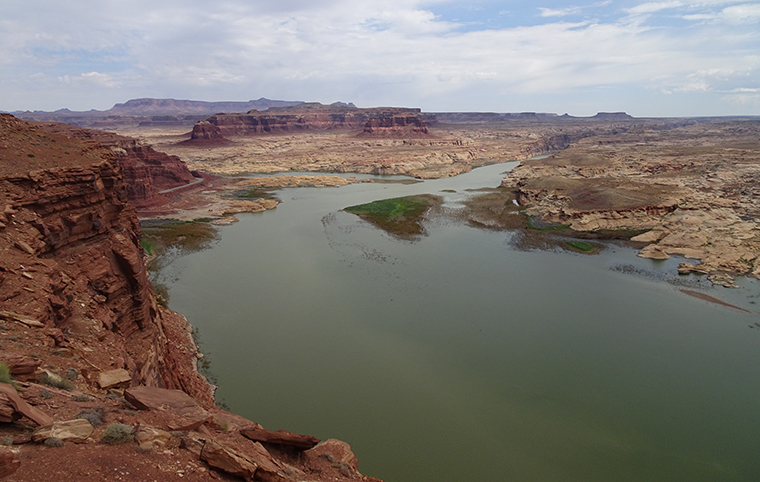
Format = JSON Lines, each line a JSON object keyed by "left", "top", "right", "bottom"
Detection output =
{"left": 195, "top": 104, "right": 428, "bottom": 138}
{"left": 358, "top": 111, "right": 429, "bottom": 137}
{"left": 34, "top": 122, "right": 199, "bottom": 209}
{"left": 0, "top": 114, "right": 212, "bottom": 404}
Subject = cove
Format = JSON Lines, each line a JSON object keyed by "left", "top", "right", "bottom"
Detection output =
{"left": 156, "top": 162, "right": 760, "bottom": 482}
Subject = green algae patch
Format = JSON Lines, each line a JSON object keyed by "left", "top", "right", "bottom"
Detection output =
{"left": 141, "top": 220, "right": 218, "bottom": 256}
{"left": 564, "top": 240, "right": 596, "bottom": 253}
{"left": 345, "top": 194, "right": 441, "bottom": 239}
{"left": 525, "top": 215, "right": 571, "bottom": 231}
{"left": 238, "top": 187, "right": 279, "bottom": 200}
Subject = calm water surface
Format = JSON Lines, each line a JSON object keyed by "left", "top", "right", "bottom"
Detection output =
{"left": 157, "top": 162, "right": 760, "bottom": 482}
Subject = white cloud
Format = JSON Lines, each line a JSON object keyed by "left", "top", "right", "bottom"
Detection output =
{"left": 626, "top": 1, "right": 685, "bottom": 15}
{"left": 682, "top": 2, "right": 760, "bottom": 23}
{"left": 58, "top": 72, "right": 118, "bottom": 88}
{"left": 538, "top": 2, "right": 611, "bottom": 18}
{"left": 0, "top": 0, "right": 758, "bottom": 115}
{"left": 539, "top": 7, "right": 582, "bottom": 17}
{"left": 721, "top": 4, "right": 760, "bottom": 23}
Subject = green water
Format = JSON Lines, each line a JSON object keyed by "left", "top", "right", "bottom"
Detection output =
{"left": 158, "top": 162, "right": 760, "bottom": 482}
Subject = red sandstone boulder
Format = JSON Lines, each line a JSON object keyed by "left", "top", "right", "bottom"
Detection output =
{"left": 31, "top": 419, "right": 95, "bottom": 444}
{"left": 0, "top": 354, "right": 40, "bottom": 375}
{"left": 0, "top": 449, "right": 20, "bottom": 479}
{"left": 0, "top": 383, "right": 54, "bottom": 426}
{"left": 201, "top": 438, "right": 259, "bottom": 480}
{"left": 124, "top": 386, "right": 212, "bottom": 430}
{"left": 240, "top": 424, "right": 320, "bottom": 450}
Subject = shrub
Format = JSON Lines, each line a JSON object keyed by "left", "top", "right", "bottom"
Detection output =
{"left": 100, "top": 423, "right": 134, "bottom": 444}
{"left": 77, "top": 407, "right": 105, "bottom": 427}
{"left": 71, "top": 394, "right": 91, "bottom": 402}
{"left": 39, "top": 388, "right": 52, "bottom": 399}
{"left": 215, "top": 418, "right": 229, "bottom": 432}
{"left": 37, "top": 372, "right": 74, "bottom": 391}
{"left": 334, "top": 463, "right": 352, "bottom": 477}
{"left": 66, "top": 368, "right": 78, "bottom": 381}
{"left": 140, "top": 238, "right": 155, "bottom": 255}
{"left": 0, "top": 362, "right": 11, "bottom": 384}
{"left": 43, "top": 437, "right": 64, "bottom": 448}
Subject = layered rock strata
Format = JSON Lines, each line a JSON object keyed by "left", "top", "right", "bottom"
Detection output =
{"left": 359, "top": 112, "right": 430, "bottom": 137}
{"left": 198, "top": 104, "right": 427, "bottom": 137}
{"left": 185, "top": 120, "right": 229, "bottom": 145}
{"left": 0, "top": 114, "right": 212, "bottom": 402}
{"left": 34, "top": 122, "right": 199, "bottom": 209}
{"left": 502, "top": 120, "right": 760, "bottom": 285}
{"left": 1, "top": 113, "right": 379, "bottom": 481}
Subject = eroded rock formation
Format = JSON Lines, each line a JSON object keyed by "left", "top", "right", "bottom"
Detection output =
{"left": 502, "top": 119, "right": 760, "bottom": 285}
{"left": 0, "top": 114, "right": 380, "bottom": 482}
{"left": 185, "top": 120, "right": 229, "bottom": 146}
{"left": 196, "top": 103, "right": 428, "bottom": 137}
{"left": 359, "top": 112, "right": 429, "bottom": 137}
{"left": 0, "top": 114, "right": 212, "bottom": 403}
{"left": 33, "top": 122, "right": 199, "bottom": 209}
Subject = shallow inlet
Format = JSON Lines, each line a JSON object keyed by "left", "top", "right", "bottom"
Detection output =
{"left": 156, "top": 162, "right": 760, "bottom": 482}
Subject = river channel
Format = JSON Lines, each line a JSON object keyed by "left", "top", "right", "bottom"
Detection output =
{"left": 155, "top": 161, "right": 760, "bottom": 482}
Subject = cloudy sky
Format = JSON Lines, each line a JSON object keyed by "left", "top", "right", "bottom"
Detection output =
{"left": 1, "top": 0, "right": 758, "bottom": 116}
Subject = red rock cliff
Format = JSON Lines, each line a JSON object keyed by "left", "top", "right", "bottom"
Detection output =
{"left": 198, "top": 104, "right": 426, "bottom": 137}
{"left": 0, "top": 114, "right": 212, "bottom": 405}
{"left": 34, "top": 122, "right": 199, "bottom": 209}
{"left": 359, "top": 112, "right": 430, "bottom": 137}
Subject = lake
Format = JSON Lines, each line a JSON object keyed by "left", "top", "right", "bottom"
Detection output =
{"left": 155, "top": 162, "right": 760, "bottom": 482}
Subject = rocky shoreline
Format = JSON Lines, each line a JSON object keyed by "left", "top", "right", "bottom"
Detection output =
{"left": 501, "top": 119, "right": 760, "bottom": 287}
{"left": 0, "top": 114, "right": 380, "bottom": 481}
{"left": 3, "top": 109, "right": 758, "bottom": 479}
{"left": 127, "top": 115, "right": 760, "bottom": 286}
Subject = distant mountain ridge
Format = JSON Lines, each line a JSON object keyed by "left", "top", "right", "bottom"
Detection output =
{"left": 8, "top": 97, "right": 644, "bottom": 129}
{"left": 9, "top": 97, "right": 308, "bottom": 128}
{"left": 12, "top": 97, "right": 304, "bottom": 117}
{"left": 109, "top": 98, "right": 305, "bottom": 115}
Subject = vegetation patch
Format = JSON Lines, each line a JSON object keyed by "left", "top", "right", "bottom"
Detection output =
{"left": 37, "top": 372, "right": 74, "bottom": 391}
{"left": 141, "top": 219, "right": 219, "bottom": 268}
{"left": 525, "top": 215, "right": 571, "bottom": 231}
{"left": 43, "top": 437, "right": 64, "bottom": 448}
{"left": 140, "top": 238, "right": 156, "bottom": 255}
{"left": 238, "top": 188, "right": 279, "bottom": 200}
{"left": 0, "top": 362, "right": 11, "bottom": 384}
{"left": 153, "top": 283, "right": 170, "bottom": 307}
{"left": 457, "top": 188, "right": 525, "bottom": 230}
{"left": 345, "top": 194, "right": 441, "bottom": 239}
{"left": 77, "top": 407, "right": 105, "bottom": 427}
{"left": 564, "top": 240, "right": 596, "bottom": 253}
{"left": 589, "top": 228, "right": 651, "bottom": 239}
{"left": 100, "top": 423, "right": 134, "bottom": 444}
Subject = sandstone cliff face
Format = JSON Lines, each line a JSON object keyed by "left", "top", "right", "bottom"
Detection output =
{"left": 181, "top": 121, "right": 232, "bottom": 147}
{"left": 1, "top": 114, "right": 382, "bottom": 482}
{"left": 108, "top": 137, "right": 199, "bottom": 209}
{"left": 199, "top": 104, "right": 427, "bottom": 137}
{"left": 359, "top": 112, "right": 430, "bottom": 137}
{"left": 0, "top": 114, "right": 212, "bottom": 404}
{"left": 189, "top": 121, "right": 225, "bottom": 141}
{"left": 35, "top": 122, "right": 198, "bottom": 209}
